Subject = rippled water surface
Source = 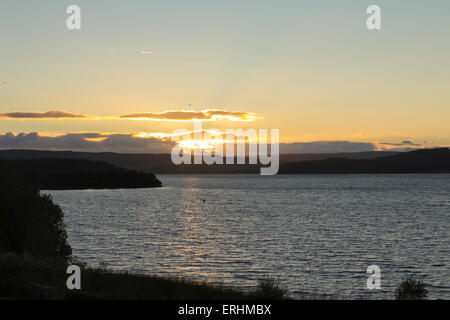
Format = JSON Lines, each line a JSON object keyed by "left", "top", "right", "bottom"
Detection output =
{"left": 46, "top": 174, "right": 450, "bottom": 299}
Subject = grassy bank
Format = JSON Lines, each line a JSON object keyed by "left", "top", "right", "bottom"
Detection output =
{"left": 0, "top": 253, "right": 288, "bottom": 300}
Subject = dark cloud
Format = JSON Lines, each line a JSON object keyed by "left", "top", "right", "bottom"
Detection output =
{"left": 0, "top": 132, "right": 175, "bottom": 153}
{"left": 378, "top": 140, "right": 423, "bottom": 149}
{"left": 0, "top": 133, "right": 432, "bottom": 154}
{"left": 0, "top": 111, "right": 90, "bottom": 119}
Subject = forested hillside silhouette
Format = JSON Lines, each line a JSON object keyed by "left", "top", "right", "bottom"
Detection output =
{"left": 0, "top": 149, "right": 398, "bottom": 174}
{"left": 1, "top": 158, "right": 162, "bottom": 190}
{"left": 279, "top": 148, "right": 450, "bottom": 173}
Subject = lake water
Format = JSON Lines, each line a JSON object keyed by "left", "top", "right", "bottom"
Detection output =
{"left": 46, "top": 174, "right": 450, "bottom": 299}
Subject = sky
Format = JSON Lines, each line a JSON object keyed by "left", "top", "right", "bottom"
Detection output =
{"left": 1, "top": 1, "right": 449, "bottom": 153}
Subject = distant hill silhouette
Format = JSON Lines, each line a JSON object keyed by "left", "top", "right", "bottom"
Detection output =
{"left": 279, "top": 148, "right": 450, "bottom": 174}
{"left": 1, "top": 158, "right": 162, "bottom": 190}
{"left": 0, "top": 149, "right": 398, "bottom": 174}
{"left": 0, "top": 149, "right": 447, "bottom": 178}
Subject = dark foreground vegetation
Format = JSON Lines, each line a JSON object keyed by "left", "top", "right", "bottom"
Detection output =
{"left": 279, "top": 148, "right": 450, "bottom": 174}
{"left": 0, "top": 253, "right": 288, "bottom": 300}
{"left": 1, "top": 158, "right": 161, "bottom": 190}
{"left": 0, "top": 168, "right": 286, "bottom": 299}
{"left": 395, "top": 276, "right": 428, "bottom": 300}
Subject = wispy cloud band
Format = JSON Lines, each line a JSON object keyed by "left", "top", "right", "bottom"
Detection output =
{"left": 119, "top": 109, "right": 257, "bottom": 121}
{"left": 0, "top": 110, "right": 91, "bottom": 119}
{"left": 0, "top": 109, "right": 257, "bottom": 121}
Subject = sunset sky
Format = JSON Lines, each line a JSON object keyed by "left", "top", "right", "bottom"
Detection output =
{"left": 1, "top": 1, "right": 449, "bottom": 153}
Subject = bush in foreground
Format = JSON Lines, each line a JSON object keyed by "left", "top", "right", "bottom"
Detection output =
{"left": 394, "top": 276, "right": 427, "bottom": 300}
{"left": 253, "top": 276, "right": 288, "bottom": 300}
